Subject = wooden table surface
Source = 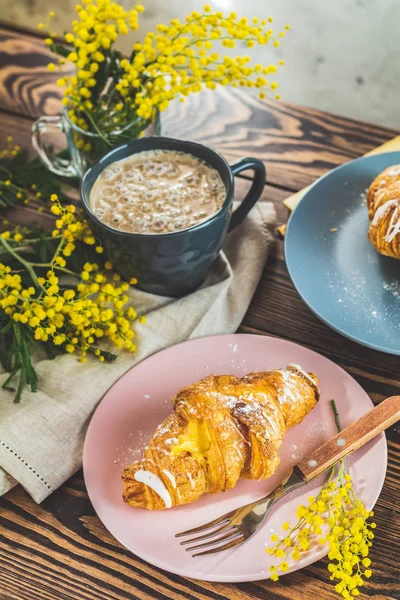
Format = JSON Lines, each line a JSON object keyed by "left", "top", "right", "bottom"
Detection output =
{"left": 0, "top": 23, "right": 399, "bottom": 600}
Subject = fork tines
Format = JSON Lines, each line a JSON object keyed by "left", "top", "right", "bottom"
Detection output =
{"left": 176, "top": 517, "right": 243, "bottom": 557}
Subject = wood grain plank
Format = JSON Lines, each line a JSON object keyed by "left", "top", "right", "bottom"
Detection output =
{"left": 0, "top": 28, "right": 396, "bottom": 192}
{"left": 163, "top": 87, "right": 396, "bottom": 191}
{"left": 0, "top": 28, "right": 73, "bottom": 119}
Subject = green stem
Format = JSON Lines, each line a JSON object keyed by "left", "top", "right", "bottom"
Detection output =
{"left": 0, "top": 166, "right": 12, "bottom": 179}
{"left": 50, "top": 236, "right": 65, "bottom": 267}
{"left": 1, "top": 364, "right": 19, "bottom": 390}
{"left": 0, "top": 237, "right": 45, "bottom": 291}
{"left": 22, "top": 236, "right": 57, "bottom": 244}
{"left": 105, "top": 86, "right": 117, "bottom": 109}
{"left": 28, "top": 263, "right": 79, "bottom": 277}
{"left": 330, "top": 399, "right": 341, "bottom": 433}
{"left": 0, "top": 182, "right": 23, "bottom": 194}
{"left": 69, "top": 96, "right": 112, "bottom": 145}
{"left": 54, "top": 266, "right": 80, "bottom": 277}
{"left": 169, "top": 14, "right": 204, "bottom": 42}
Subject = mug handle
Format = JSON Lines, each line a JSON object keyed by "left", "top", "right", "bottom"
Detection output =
{"left": 228, "top": 157, "right": 266, "bottom": 232}
{"left": 32, "top": 115, "right": 78, "bottom": 177}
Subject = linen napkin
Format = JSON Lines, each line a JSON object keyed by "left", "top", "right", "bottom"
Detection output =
{"left": 0, "top": 201, "right": 275, "bottom": 502}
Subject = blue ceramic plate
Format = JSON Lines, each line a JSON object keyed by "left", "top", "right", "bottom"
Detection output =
{"left": 285, "top": 151, "right": 400, "bottom": 355}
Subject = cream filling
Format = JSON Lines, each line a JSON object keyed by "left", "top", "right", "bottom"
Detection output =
{"left": 134, "top": 469, "right": 172, "bottom": 508}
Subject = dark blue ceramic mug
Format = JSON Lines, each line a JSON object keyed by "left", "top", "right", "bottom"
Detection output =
{"left": 80, "top": 137, "right": 266, "bottom": 297}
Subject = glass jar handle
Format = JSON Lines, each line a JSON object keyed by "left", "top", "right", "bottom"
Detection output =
{"left": 31, "top": 115, "right": 78, "bottom": 177}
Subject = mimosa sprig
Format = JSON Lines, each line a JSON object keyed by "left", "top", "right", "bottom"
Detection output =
{"left": 267, "top": 400, "right": 376, "bottom": 599}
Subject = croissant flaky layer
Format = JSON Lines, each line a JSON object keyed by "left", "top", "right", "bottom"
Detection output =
{"left": 367, "top": 166, "right": 400, "bottom": 259}
{"left": 122, "top": 365, "right": 319, "bottom": 510}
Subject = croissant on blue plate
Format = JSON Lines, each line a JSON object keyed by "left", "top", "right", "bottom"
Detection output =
{"left": 367, "top": 165, "right": 400, "bottom": 258}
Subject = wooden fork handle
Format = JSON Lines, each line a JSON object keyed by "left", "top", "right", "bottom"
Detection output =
{"left": 294, "top": 395, "right": 400, "bottom": 483}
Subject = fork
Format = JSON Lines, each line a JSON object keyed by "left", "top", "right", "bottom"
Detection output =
{"left": 176, "top": 395, "right": 400, "bottom": 557}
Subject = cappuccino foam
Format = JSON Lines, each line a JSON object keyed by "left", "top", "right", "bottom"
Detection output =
{"left": 89, "top": 149, "right": 226, "bottom": 234}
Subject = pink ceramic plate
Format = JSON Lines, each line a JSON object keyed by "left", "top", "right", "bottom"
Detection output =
{"left": 83, "top": 334, "right": 387, "bottom": 582}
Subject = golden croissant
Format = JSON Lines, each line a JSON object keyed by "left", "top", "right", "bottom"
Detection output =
{"left": 122, "top": 364, "right": 319, "bottom": 510}
{"left": 367, "top": 165, "right": 400, "bottom": 259}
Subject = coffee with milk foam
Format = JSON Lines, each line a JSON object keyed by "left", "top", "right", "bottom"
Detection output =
{"left": 89, "top": 149, "right": 226, "bottom": 235}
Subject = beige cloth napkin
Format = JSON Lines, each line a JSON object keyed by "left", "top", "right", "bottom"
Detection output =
{"left": 0, "top": 201, "right": 275, "bottom": 502}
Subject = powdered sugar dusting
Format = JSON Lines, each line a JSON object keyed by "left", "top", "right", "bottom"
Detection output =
{"left": 215, "top": 357, "right": 251, "bottom": 375}
{"left": 305, "top": 418, "right": 329, "bottom": 438}
{"left": 156, "top": 423, "right": 174, "bottom": 437}
{"left": 360, "top": 189, "right": 368, "bottom": 205}
{"left": 328, "top": 269, "right": 400, "bottom": 332}
{"left": 384, "top": 281, "right": 400, "bottom": 299}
